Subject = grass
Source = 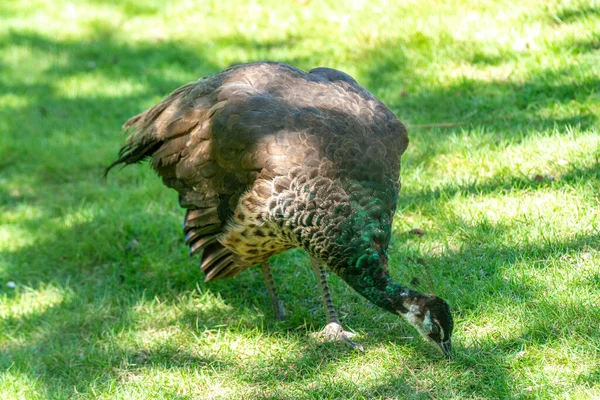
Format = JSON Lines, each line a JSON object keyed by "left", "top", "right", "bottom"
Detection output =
{"left": 0, "top": 0, "right": 599, "bottom": 398}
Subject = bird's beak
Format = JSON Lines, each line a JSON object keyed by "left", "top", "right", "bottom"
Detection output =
{"left": 438, "top": 339, "right": 452, "bottom": 359}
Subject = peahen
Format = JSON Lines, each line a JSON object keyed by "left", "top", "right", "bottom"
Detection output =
{"left": 107, "top": 61, "right": 453, "bottom": 357}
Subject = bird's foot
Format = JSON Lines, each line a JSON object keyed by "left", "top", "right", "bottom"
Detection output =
{"left": 273, "top": 300, "right": 286, "bottom": 321}
{"left": 317, "top": 322, "right": 364, "bottom": 351}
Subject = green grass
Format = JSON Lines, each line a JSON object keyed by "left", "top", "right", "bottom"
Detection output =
{"left": 1, "top": 0, "right": 599, "bottom": 398}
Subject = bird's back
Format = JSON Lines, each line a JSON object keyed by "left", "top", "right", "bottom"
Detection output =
{"left": 109, "top": 62, "right": 408, "bottom": 281}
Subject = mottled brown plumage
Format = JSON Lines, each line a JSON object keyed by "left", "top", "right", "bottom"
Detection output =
{"left": 107, "top": 61, "right": 453, "bottom": 356}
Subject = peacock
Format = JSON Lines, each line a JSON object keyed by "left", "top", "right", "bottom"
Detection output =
{"left": 107, "top": 61, "right": 453, "bottom": 357}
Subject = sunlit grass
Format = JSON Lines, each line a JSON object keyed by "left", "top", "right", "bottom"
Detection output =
{"left": 1, "top": 0, "right": 599, "bottom": 398}
{"left": 0, "top": 284, "right": 70, "bottom": 320}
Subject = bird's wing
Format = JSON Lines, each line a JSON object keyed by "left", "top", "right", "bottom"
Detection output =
{"left": 107, "top": 65, "right": 276, "bottom": 279}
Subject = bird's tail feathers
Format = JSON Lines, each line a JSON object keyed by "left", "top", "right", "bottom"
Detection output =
{"left": 103, "top": 135, "right": 162, "bottom": 177}
{"left": 104, "top": 82, "right": 196, "bottom": 177}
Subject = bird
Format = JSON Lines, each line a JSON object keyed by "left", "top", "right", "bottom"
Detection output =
{"left": 106, "top": 61, "right": 453, "bottom": 357}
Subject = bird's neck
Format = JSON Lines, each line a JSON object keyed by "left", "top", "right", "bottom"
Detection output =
{"left": 311, "top": 194, "right": 417, "bottom": 313}
{"left": 338, "top": 255, "right": 416, "bottom": 314}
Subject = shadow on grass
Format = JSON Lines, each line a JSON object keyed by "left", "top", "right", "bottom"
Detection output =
{"left": 1, "top": 10, "right": 599, "bottom": 397}
{"left": 358, "top": 39, "right": 598, "bottom": 134}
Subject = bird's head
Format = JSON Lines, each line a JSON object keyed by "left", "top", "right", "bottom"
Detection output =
{"left": 400, "top": 294, "right": 454, "bottom": 358}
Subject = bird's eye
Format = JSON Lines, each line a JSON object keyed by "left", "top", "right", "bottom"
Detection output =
{"left": 430, "top": 323, "right": 440, "bottom": 335}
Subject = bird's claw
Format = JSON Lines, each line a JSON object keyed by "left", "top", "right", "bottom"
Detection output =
{"left": 317, "top": 322, "right": 364, "bottom": 351}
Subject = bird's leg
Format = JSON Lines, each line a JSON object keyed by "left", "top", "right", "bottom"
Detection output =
{"left": 310, "top": 257, "right": 363, "bottom": 351}
{"left": 259, "top": 261, "right": 286, "bottom": 321}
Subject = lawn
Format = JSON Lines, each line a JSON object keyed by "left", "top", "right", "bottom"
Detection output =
{"left": 1, "top": 0, "right": 599, "bottom": 398}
